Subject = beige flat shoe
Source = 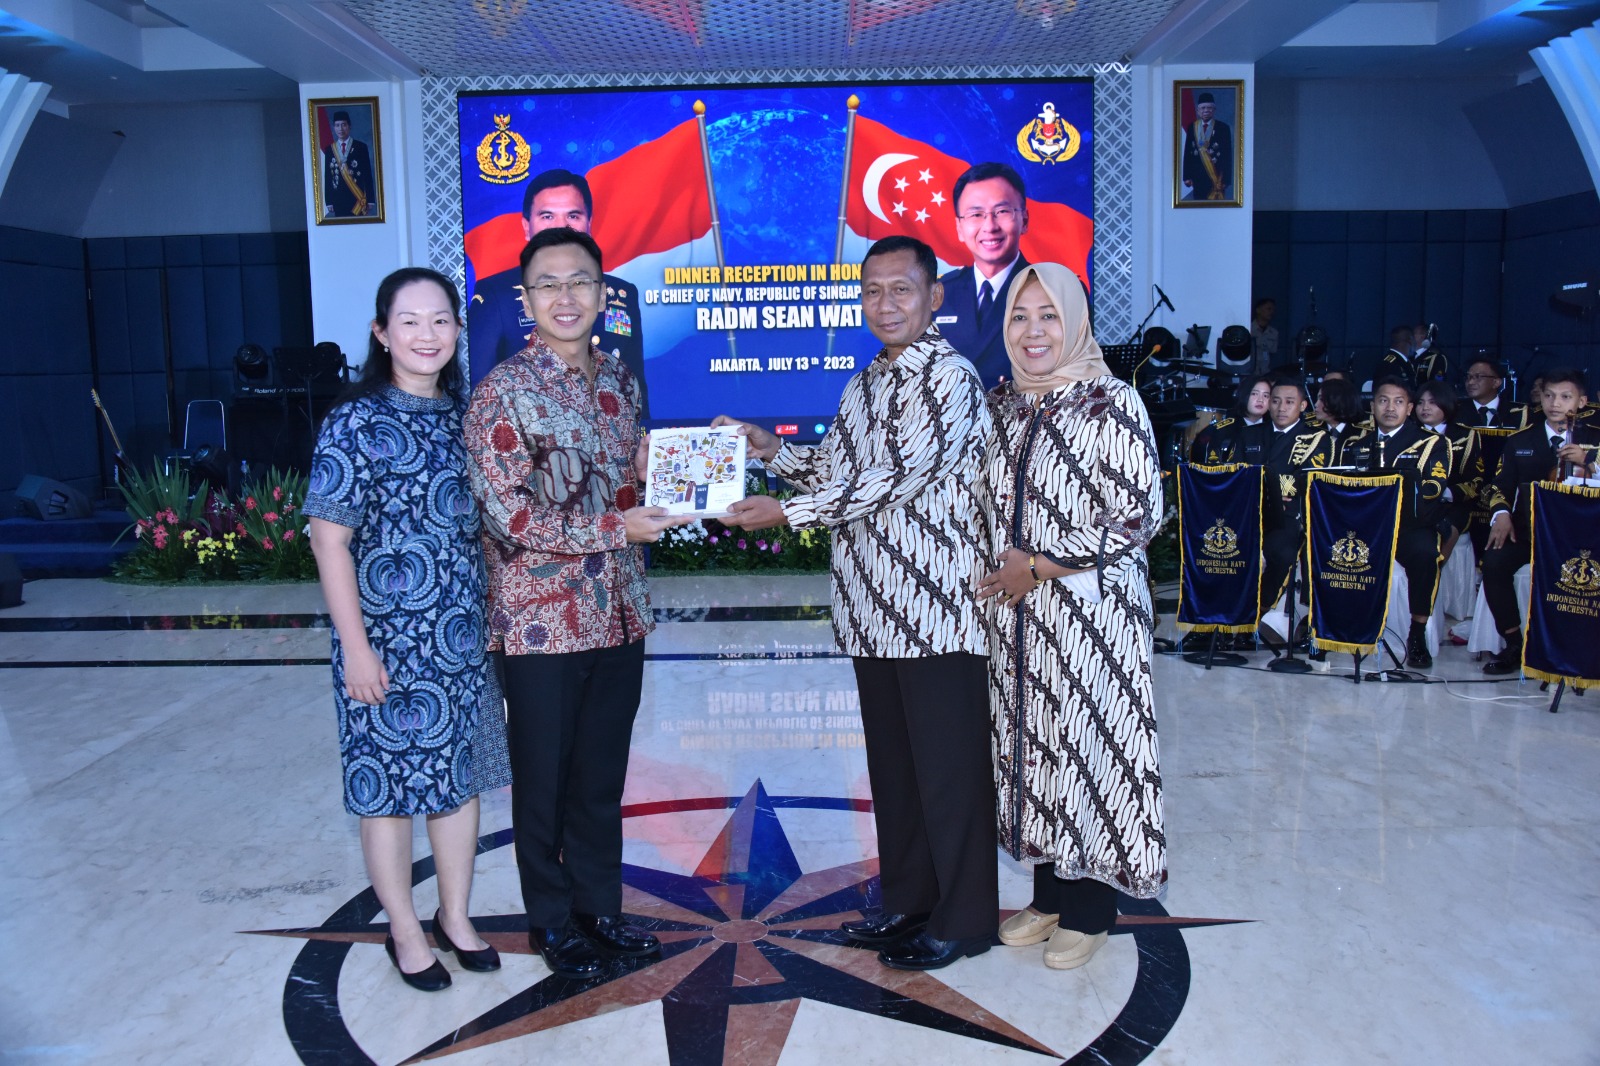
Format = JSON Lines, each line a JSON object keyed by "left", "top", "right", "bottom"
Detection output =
{"left": 998, "top": 906, "right": 1060, "bottom": 946}
{"left": 1042, "top": 927, "right": 1108, "bottom": 970}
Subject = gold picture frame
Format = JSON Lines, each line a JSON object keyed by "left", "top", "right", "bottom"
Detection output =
{"left": 1173, "top": 80, "right": 1243, "bottom": 209}
{"left": 308, "top": 96, "right": 385, "bottom": 225}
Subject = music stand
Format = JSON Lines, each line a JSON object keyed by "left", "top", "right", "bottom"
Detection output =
{"left": 274, "top": 345, "right": 348, "bottom": 451}
{"left": 1301, "top": 466, "right": 1421, "bottom": 684}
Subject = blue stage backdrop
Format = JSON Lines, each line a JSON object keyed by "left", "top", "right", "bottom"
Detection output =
{"left": 457, "top": 80, "right": 1094, "bottom": 432}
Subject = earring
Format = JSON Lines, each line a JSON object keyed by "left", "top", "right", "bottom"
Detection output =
{"left": 384, "top": 346, "right": 390, "bottom": 354}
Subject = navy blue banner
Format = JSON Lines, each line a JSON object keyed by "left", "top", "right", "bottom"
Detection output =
{"left": 1306, "top": 472, "right": 1403, "bottom": 655}
{"left": 1525, "top": 482, "right": 1600, "bottom": 687}
{"left": 1177, "top": 464, "right": 1263, "bottom": 634}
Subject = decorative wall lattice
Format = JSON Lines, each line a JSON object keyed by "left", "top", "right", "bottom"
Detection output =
{"left": 345, "top": 0, "right": 1176, "bottom": 77}
{"left": 420, "top": 64, "right": 1136, "bottom": 358}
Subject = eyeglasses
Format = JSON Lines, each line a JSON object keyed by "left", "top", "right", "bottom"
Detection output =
{"left": 528, "top": 277, "right": 599, "bottom": 299}
{"left": 1464, "top": 373, "right": 1498, "bottom": 382}
{"left": 957, "top": 207, "right": 1020, "bottom": 224}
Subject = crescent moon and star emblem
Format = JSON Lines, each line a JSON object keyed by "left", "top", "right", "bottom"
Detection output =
{"left": 861, "top": 152, "right": 919, "bottom": 222}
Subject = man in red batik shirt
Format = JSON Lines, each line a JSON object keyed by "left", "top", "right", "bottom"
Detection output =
{"left": 464, "top": 227, "right": 688, "bottom": 981}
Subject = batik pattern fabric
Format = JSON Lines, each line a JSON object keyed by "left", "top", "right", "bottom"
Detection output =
{"left": 981, "top": 376, "right": 1168, "bottom": 898}
{"left": 304, "top": 385, "right": 491, "bottom": 816}
{"left": 769, "top": 326, "right": 991, "bottom": 659}
{"left": 463, "top": 337, "right": 652, "bottom": 656}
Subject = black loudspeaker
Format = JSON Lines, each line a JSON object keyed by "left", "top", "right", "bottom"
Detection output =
{"left": 0, "top": 553, "right": 20, "bottom": 608}
{"left": 15, "top": 475, "right": 93, "bottom": 520}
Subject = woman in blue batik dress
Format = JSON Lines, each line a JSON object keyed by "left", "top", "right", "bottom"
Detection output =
{"left": 305, "top": 267, "right": 507, "bottom": 992}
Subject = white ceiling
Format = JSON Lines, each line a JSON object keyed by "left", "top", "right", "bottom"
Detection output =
{"left": 0, "top": 0, "right": 1596, "bottom": 111}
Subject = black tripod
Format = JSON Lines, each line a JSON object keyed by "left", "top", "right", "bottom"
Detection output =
{"left": 1265, "top": 550, "right": 1312, "bottom": 674}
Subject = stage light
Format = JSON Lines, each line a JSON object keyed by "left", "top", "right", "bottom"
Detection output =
{"left": 1217, "top": 325, "right": 1253, "bottom": 370}
{"left": 313, "top": 341, "right": 346, "bottom": 378}
{"left": 1296, "top": 324, "right": 1329, "bottom": 364}
{"left": 275, "top": 344, "right": 348, "bottom": 393}
{"left": 1142, "top": 326, "right": 1179, "bottom": 368}
{"left": 234, "top": 343, "right": 270, "bottom": 382}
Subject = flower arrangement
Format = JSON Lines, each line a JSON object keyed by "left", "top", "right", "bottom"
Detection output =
{"left": 233, "top": 468, "right": 314, "bottom": 580}
{"left": 113, "top": 463, "right": 317, "bottom": 584}
{"left": 649, "top": 473, "right": 832, "bottom": 574}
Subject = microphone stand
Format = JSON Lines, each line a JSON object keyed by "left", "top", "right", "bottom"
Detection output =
{"left": 1129, "top": 292, "right": 1165, "bottom": 346}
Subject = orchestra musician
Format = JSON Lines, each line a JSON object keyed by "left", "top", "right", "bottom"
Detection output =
{"left": 1258, "top": 378, "right": 1335, "bottom": 633}
{"left": 1337, "top": 378, "right": 1451, "bottom": 668}
{"left": 1478, "top": 369, "right": 1599, "bottom": 675}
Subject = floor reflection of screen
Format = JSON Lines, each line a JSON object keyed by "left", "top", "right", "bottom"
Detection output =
{"left": 662, "top": 686, "right": 864, "bottom": 753}
{"left": 458, "top": 80, "right": 1094, "bottom": 434}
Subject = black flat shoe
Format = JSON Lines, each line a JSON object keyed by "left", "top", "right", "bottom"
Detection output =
{"left": 1483, "top": 635, "right": 1522, "bottom": 675}
{"left": 1406, "top": 632, "right": 1433, "bottom": 669}
{"left": 385, "top": 934, "right": 452, "bottom": 991}
{"left": 877, "top": 930, "right": 992, "bottom": 971}
{"left": 573, "top": 912, "right": 661, "bottom": 957}
{"left": 839, "top": 911, "right": 931, "bottom": 945}
{"left": 432, "top": 910, "right": 501, "bottom": 972}
{"left": 530, "top": 922, "right": 604, "bottom": 979}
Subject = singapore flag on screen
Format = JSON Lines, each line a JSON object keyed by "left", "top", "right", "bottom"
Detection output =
{"left": 844, "top": 116, "right": 1093, "bottom": 288}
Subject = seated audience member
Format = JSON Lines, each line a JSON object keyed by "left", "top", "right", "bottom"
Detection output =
{"left": 1478, "top": 368, "right": 1599, "bottom": 675}
{"left": 1461, "top": 358, "right": 1527, "bottom": 429}
{"left": 1259, "top": 378, "right": 1334, "bottom": 625}
{"left": 1338, "top": 378, "right": 1451, "bottom": 667}
{"left": 1415, "top": 381, "right": 1481, "bottom": 563}
{"left": 1312, "top": 377, "right": 1361, "bottom": 453}
{"left": 1191, "top": 374, "right": 1270, "bottom": 464}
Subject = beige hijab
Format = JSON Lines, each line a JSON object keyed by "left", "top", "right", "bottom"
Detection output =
{"left": 1002, "top": 262, "right": 1110, "bottom": 395}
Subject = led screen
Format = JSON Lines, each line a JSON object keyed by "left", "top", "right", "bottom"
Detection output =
{"left": 458, "top": 80, "right": 1093, "bottom": 434}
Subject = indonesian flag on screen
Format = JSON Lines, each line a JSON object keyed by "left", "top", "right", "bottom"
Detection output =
{"left": 845, "top": 116, "right": 1093, "bottom": 288}
{"left": 463, "top": 118, "right": 713, "bottom": 281}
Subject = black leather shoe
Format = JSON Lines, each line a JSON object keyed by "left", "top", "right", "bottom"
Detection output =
{"left": 529, "top": 923, "right": 604, "bottom": 979}
{"left": 572, "top": 913, "right": 661, "bottom": 957}
{"left": 385, "top": 934, "right": 451, "bottom": 991}
{"left": 1483, "top": 634, "right": 1522, "bottom": 676}
{"left": 432, "top": 910, "right": 501, "bottom": 972}
{"left": 839, "top": 911, "right": 930, "bottom": 945}
{"left": 1406, "top": 628, "right": 1433, "bottom": 669}
{"left": 877, "top": 930, "right": 992, "bottom": 971}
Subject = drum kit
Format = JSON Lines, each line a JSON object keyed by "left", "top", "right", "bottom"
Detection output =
{"left": 1128, "top": 319, "right": 1257, "bottom": 470}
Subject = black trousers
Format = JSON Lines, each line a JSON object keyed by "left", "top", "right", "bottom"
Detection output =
{"left": 1480, "top": 530, "right": 1532, "bottom": 636}
{"left": 1468, "top": 518, "right": 1490, "bottom": 570}
{"left": 1260, "top": 524, "right": 1305, "bottom": 613}
{"left": 497, "top": 639, "right": 644, "bottom": 928}
{"left": 1394, "top": 526, "right": 1443, "bottom": 620}
{"left": 853, "top": 652, "right": 997, "bottom": 941}
{"left": 1032, "top": 862, "right": 1119, "bottom": 936}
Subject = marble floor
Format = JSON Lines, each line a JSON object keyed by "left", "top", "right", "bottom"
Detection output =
{"left": 1, "top": 574, "right": 1597, "bottom": 1065}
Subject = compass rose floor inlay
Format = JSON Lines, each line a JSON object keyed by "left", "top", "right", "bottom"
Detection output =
{"left": 2, "top": 575, "right": 1597, "bottom": 1064}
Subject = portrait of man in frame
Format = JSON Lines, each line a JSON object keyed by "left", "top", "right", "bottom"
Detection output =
{"left": 1174, "top": 81, "right": 1244, "bottom": 208}
{"left": 309, "top": 97, "right": 384, "bottom": 224}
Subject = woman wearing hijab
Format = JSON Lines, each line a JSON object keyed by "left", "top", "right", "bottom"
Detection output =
{"left": 975, "top": 263, "right": 1167, "bottom": 971}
